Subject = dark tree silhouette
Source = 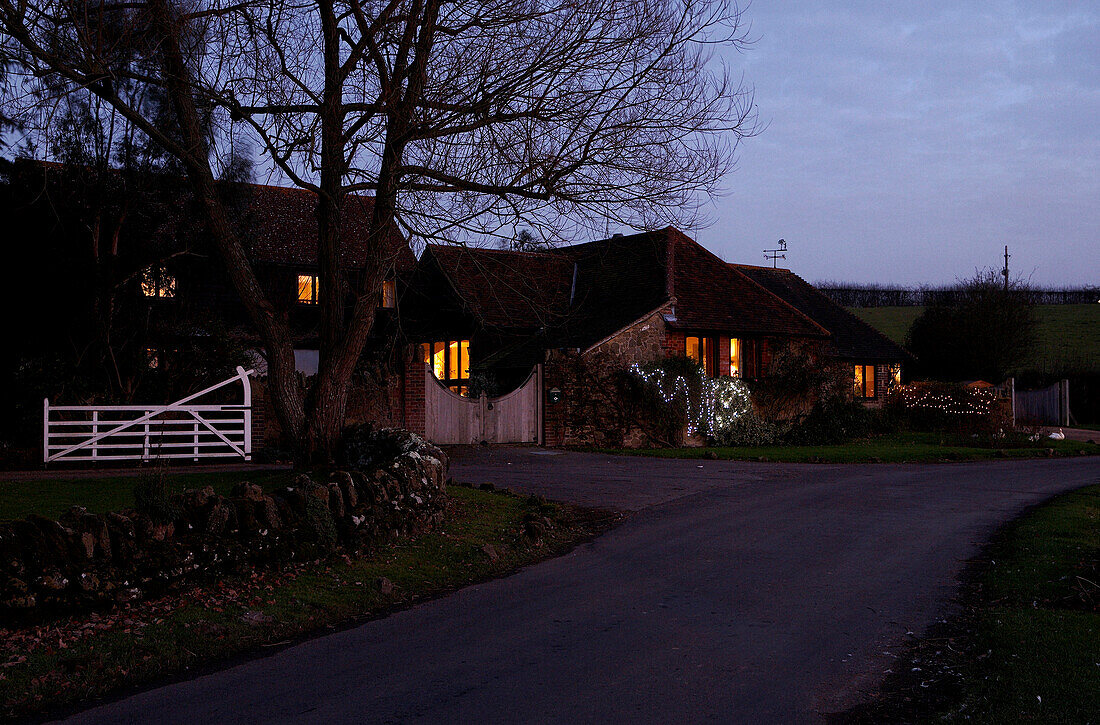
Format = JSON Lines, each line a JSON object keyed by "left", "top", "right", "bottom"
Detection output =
{"left": 907, "top": 270, "right": 1036, "bottom": 383}
{"left": 2, "top": 0, "right": 760, "bottom": 460}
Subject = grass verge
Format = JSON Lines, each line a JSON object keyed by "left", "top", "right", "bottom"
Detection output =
{"left": 591, "top": 432, "right": 1100, "bottom": 464}
{"left": 841, "top": 484, "right": 1100, "bottom": 723}
{"left": 0, "top": 485, "right": 617, "bottom": 721}
{"left": 0, "top": 470, "right": 297, "bottom": 522}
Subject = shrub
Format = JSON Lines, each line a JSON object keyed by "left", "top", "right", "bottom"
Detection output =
{"left": 785, "top": 398, "right": 873, "bottom": 445}
{"left": 748, "top": 341, "right": 837, "bottom": 422}
{"left": 711, "top": 411, "right": 785, "bottom": 446}
{"left": 906, "top": 269, "right": 1035, "bottom": 382}
{"left": 887, "top": 382, "right": 1002, "bottom": 434}
{"left": 632, "top": 355, "right": 712, "bottom": 440}
{"left": 133, "top": 466, "right": 182, "bottom": 523}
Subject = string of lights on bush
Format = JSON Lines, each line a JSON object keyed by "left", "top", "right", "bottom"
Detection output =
{"left": 630, "top": 364, "right": 753, "bottom": 437}
{"left": 896, "top": 385, "right": 998, "bottom": 416}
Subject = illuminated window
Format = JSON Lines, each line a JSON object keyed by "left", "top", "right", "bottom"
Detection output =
{"left": 889, "top": 363, "right": 902, "bottom": 389}
{"left": 855, "top": 364, "right": 876, "bottom": 399}
{"left": 297, "top": 274, "right": 319, "bottom": 305}
{"left": 146, "top": 347, "right": 159, "bottom": 369}
{"left": 422, "top": 339, "right": 471, "bottom": 395}
{"left": 141, "top": 265, "right": 176, "bottom": 298}
{"left": 685, "top": 336, "right": 714, "bottom": 377}
{"left": 729, "top": 338, "right": 742, "bottom": 377}
{"left": 380, "top": 278, "right": 396, "bottom": 308}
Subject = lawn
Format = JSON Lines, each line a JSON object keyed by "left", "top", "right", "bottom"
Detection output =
{"left": 844, "top": 484, "right": 1100, "bottom": 723}
{"left": 0, "top": 483, "right": 616, "bottom": 720}
{"left": 592, "top": 432, "right": 1100, "bottom": 464}
{"left": 0, "top": 469, "right": 297, "bottom": 522}
{"left": 849, "top": 304, "right": 1100, "bottom": 374}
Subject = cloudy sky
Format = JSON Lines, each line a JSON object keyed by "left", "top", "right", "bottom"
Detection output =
{"left": 695, "top": 1, "right": 1099, "bottom": 286}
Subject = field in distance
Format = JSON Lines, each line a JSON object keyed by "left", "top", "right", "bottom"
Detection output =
{"left": 850, "top": 303, "right": 1100, "bottom": 374}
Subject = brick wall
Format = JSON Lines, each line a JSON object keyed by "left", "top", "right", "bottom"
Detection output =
{"left": 542, "top": 350, "right": 567, "bottom": 447}
{"left": 663, "top": 330, "right": 686, "bottom": 358}
{"left": 402, "top": 351, "right": 426, "bottom": 436}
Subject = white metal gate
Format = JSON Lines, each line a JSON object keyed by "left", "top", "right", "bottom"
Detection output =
{"left": 43, "top": 366, "right": 254, "bottom": 463}
{"left": 424, "top": 364, "right": 542, "bottom": 445}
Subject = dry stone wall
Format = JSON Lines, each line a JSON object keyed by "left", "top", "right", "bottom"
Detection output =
{"left": 0, "top": 428, "right": 447, "bottom": 617}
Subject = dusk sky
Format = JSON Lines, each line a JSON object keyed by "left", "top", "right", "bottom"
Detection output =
{"left": 697, "top": 1, "right": 1099, "bottom": 287}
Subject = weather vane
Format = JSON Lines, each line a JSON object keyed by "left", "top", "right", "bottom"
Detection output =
{"left": 764, "top": 239, "right": 787, "bottom": 268}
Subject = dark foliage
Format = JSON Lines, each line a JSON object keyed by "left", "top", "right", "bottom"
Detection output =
{"left": 133, "top": 467, "right": 183, "bottom": 523}
{"left": 0, "top": 159, "right": 254, "bottom": 458}
{"left": 785, "top": 397, "right": 876, "bottom": 445}
{"left": 906, "top": 270, "right": 1036, "bottom": 382}
{"left": 816, "top": 281, "right": 1098, "bottom": 307}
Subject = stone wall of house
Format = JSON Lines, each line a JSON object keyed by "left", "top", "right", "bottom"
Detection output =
{"left": 0, "top": 428, "right": 446, "bottom": 618}
{"left": 587, "top": 308, "right": 670, "bottom": 364}
{"left": 543, "top": 309, "right": 672, "bottom": 447}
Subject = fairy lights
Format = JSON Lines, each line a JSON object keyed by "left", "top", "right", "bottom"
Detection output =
{"left": 897, "top": 385, "right": 997, "bottom": 416}
{"left": 630, "top": 364, "right": 753, "bottom": 437}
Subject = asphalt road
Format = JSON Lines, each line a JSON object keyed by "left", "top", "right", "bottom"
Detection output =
{"left": 62, "top": 451, "right": 1100, "bottom": 724}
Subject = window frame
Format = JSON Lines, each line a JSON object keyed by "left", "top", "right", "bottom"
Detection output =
{"left": 297, "top": 274, "right": 319, "bottom": 305}
{"left": 730, "top": 337, "right": 762, "bottom": 379}
{"left": 685, "top": 335, "right": 716, "bottom": 377}
{"left": 854, "top": 364, "right": 877, "bottom": 399}
{"left": 141, "top": 264, "right": 177, "bottom": 299}
{"left": 422, "top": 339, "right": 471, "bottom": 395}
{"left": 380, "top": 278, "right": 397, "bottom": 309}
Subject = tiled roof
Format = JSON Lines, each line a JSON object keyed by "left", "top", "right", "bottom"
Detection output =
{"left": 549, "top": 231, "right": 672, "bottom": 348}
{"left": 733, "top": 264, "right": 911, "bottom": 362}
{"left": 148, "top": 181, "right": 413, "bottom": 272}
{"left": 19, "top": 160, "right": 414, "bottom": 271}
{"left": 416, "top": 228, "right": 853, "bottom": 353}
{"left": 659, "top": 229, "right": 829, "bottom": 338}
{"left": 548, "top": 228, "right": 828, "bottom": 346}
{"left": 423, "top": 245, "right": 575, "bottom": 330}
{"left": 232, "top": 184, "right": 414, "bottom": 271}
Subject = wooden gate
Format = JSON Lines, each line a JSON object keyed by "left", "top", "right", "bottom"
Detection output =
{"left": 1014, "top": 379, "right": 1070, "bottom": 426}
{"left": 424, "top": 364, "right": 543, "bottom": 445}
{"left": 44, "top": 367, "right": 254, "bottom": 463}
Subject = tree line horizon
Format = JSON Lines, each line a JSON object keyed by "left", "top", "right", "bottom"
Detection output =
{"left": 814, "top": 281, "right": 1098, "bottom": 308}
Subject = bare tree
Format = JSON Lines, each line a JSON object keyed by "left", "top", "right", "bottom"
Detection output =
{"left": 1, "top": 0, "right": 759, "bottom": 460}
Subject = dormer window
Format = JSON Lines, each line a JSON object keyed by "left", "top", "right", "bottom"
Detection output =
{"left": 141, "top": 265, "right": 176, "bottom": 298}
{"left": 381, "top": 278, "right": 396, "bottom": 308}
{"left": 297, "top": 274, "right": 319, "bottom": 305}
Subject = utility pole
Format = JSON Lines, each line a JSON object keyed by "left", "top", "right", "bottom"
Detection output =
{"left": 1002, "top": 245, "right": 1010, "bottom": 292}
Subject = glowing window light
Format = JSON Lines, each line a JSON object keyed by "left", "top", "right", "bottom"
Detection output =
{"left": 729, "top": 338, "right": 742, "bottom": 377}
{"left": 381, "top": 278, "right": 396, "bottom": 308}
{"left": 685, "top": 336, "right": 715, "bottom": 377}
{"left": 422, "top": 339, "right": 472, "bottom": 395}
{"left": 855, "top": 364, "right": 876, "bottom": 399}
{"left": 432, "top": 342, "right": 446, "bottom": 379}
{"left": 297, "top": 274, "right": 319, "bottom": 304}
{"left": 141, "top": 265, "right": 177, "bottom": 298}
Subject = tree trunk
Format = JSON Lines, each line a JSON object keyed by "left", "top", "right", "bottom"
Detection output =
{"left": 147, "top": 0, "right": 308, "bottom": 452}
